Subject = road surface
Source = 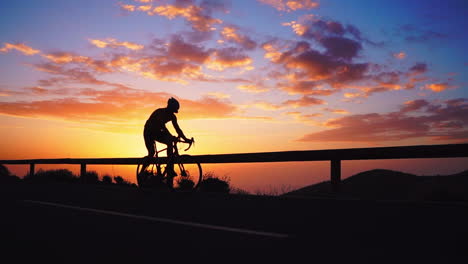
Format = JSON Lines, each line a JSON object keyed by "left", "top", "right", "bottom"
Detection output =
{"left": 1, "top": 182, "right": 467, "bottom": 263}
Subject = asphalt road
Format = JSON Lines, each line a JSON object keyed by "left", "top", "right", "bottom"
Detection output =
{"left": 1, "top": 182, "right": 467, "bottom": 263}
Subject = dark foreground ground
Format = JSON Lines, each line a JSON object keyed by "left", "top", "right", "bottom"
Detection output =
{"left": 1, "top": 182, "right": 467, "bottom": 264}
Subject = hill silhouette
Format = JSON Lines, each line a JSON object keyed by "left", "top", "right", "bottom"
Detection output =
{"left": 284, "top": 169, "right": 468, "bottom": 202}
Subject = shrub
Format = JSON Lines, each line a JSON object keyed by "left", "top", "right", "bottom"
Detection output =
{"left": 114, "top": 176, "right": 136, "bottom": 187}
{"left": 230, "top": 187, "right": 250, "bottom": 195}
{"left": 198, "top": 172, "right": 230, "bottom": 193}
{"left": 0, "top": 164, "right": 21, "bottom": 183}
{"left": 176, "top": 177, "right": 195, "bottom": 191}
{"left": 101, "top": 175, "right": 113, "bottom": 185}
{"left": 81, "top": 170, "right": 100, "bottom": 184}
{"left": 24, "top": 169, "right": 78, "bottom": 183}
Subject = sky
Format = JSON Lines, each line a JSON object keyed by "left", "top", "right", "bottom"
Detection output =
{"left": 1, "top": 0, "right": 467, "bottom": 193}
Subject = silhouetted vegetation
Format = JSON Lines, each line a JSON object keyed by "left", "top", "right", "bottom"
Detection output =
{"left": 10, "top": 167, "right": 137, "bottom": 188}
{"left": 114, "top": 175, "right": 136, "bottom": 187}
{"left": 81, "top": 170, "right": 100, "bottom": 184}
{"left": 5, "top": 164, "right": 466, "bottom": 201}
{"left": 0, "top": 164, "right": 21, "bottom": 183}
{"left": 24, "top": 169, "right": 79, "bottom": 183}
{"left": 101, "top": 174, "right": 113, "bottom": 185}
{"left": 198, "top": 172, "right": 230, "bottom": 193}
{"left": 176, "top": 177, "right": 195, "bottom": 191}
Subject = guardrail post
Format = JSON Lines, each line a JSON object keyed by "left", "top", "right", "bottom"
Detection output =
{"left": 331, "top": 159, "right": 341, "bottom": 192}
{"left": 29, "top": 163, "right": 35, "bottom": 177}
{"left": 80, "top": 163, "right": 87, "bottom": 183}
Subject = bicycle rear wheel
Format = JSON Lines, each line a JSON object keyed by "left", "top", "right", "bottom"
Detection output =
{"left": 136, "top": 158, "right": 166, "bottom": 189}
{"left": 172, "top": 155, "right": 202, "bottom": 191}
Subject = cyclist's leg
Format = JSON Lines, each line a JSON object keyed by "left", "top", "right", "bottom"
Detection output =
{"left": 142, "top": 127, "right": 156, "bottom": 171}
{"left": 155, "top": 130, "right": 177, "bottom": 178}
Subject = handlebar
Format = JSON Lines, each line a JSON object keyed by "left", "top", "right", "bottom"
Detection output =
{"left": 177, "top": 137, "right": 195, "bottom": 151}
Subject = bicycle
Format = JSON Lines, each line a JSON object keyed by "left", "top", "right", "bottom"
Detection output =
{"left": 136, "top": 137, "right": 202, "bottom": 191}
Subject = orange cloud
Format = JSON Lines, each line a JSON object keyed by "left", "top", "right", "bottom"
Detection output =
{"left": 283, "top": 96, "right": 326, "bottom": 108}
{"left": 251, "top": 102, "right": 283, "bottom": 111}
{"left": 205, "top": 92, "right": 231, "bottom": 99}
{"left": 279, "top": 81, "right": 336, "bottom": 96}
{"left": 89, "top": 38, "right": 144, "bottom": 50}
{"left": 149, "top": 4, "right": 222, "bottom": 31}
{"left": 258, "top": 0, "right": 319, "bottom": 12}
{"left": 0, "top": 43, "right": 40, "bottom": 56}
{"left": 120, "top": 4, "right": 136, "bottom": 12}
{"left": 393, "top": 51, "right": 406, "bottom": 59}
{"left": 262, "top": 43, "right": 283, "bottom": 62}
{"left": 36, "top": 36, "right": 215, "bottom": 84}
{"left": 207, "top": 48, "right": 253, "bottom": 71}
{"left": 298, "top": 98, "right": 468, "bottom": 142}
{"left": 137, "top": 5, "right": 153, "bottom": 12}
{"left": 285, "top": 111, "right": 322, "bottom": 125}
{"left": 237, "top": 84, "right": 269, "bottom": 93}
{"left": 220, "top": 26, "right": 257, "bottom": 50}
{"left": 323, "top": 108, "right": 349, "bottom": 114}
{"left": 424, "top": 83, "right": 454, "bottom": 92}
{"left": 0, "top": 87, "right": 239, "bottom": 129}
{"left": 42, "top": 52, "right": 90, "bottom": 64}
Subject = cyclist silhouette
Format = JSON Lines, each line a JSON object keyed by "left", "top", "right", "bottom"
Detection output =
{"left": 143, "top": 97, "right": 192, "bottom": 177}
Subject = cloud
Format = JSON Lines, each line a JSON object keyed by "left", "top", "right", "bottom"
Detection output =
{"left": 0, "top": 87, "right": 240, "bottom": 127}
{"left": 0, "top": 43, "right": 40, "bottom": 56}
{"left": 248, "top": 95, "right": 325, "bottom": 111}
{"left": 285, "top": 111, "right": 322, "bottom": 125}
{"left": 274, "top": 41, "right": 369, "bottom": 86}
{"left": 424, "top": 83, "right": 456, "bottom": 93}
{"left": 119, "top": 1, "right": 224, "bottom": 31}
{"left": 298, "top": 98, "right": 468, "bottom": 142}
{"left": 205, "top": 92, "right": 231, "bottom": 99}
{"left": 89, "top": 38, "right": 144, "bottom": 50}
{"left": 250, "top": 101, "right": 283, "bottom": 111}
{"left": 277, "top": 80, "right": 335, "bottom": 95}
{"left": 167, "top": 36, "right": 211, "bottom": 63}
{"left": 120, "top": 3, "right": 136, "bottom": 12}
{"left": 220, "top": 26, "right": 257, "bottom": 50}
{"left": 258, "top": 0, "right": 319, "bottom": 12}
{"left": 320, "top": 36, "right": 362, "bottom": 61}
{"left": 30, "top": 62, "right": 126, "bottom": 89}
{"left": 42, "top": 52, "right": 90, "bottom": 64}
{"left": 206, "top": 47, "right": 253, "bottom": 71}
{"left": 397, "top": 24, "right": 448, "bottom": 43}
{"left": 322, "top": 108, "right": 349, "bottom": 114}
{"left": 148, "top": 3, "right": 222, "bottom": 32}
{"left": 282, "top": 95, "right": 326, "bottom": 108}
{"left": 237, "top": 84, "right": 269, "bottom": 93}
{"left": 393, "top": 52, "right": 406, "bottom": 59}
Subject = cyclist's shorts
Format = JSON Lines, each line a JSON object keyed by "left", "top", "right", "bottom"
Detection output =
{"left": 144, "top": 126, "right": 173, "bottom": 144}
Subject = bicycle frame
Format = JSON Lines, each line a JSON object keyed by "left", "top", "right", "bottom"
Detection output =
{"left": 152, "top": 137, "right": 193, "bottom": 159}
{"left": 151, "top": 137, "right": 194, "bottom": 176}
{"left": 136, "top": 137, "right": 201, "bottom": 190}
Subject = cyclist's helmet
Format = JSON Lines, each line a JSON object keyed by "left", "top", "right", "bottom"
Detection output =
{"left": 167, "top": 97, "right": 180, "bottom": 113}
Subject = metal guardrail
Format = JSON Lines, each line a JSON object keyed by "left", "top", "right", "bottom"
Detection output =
{"left": 1, "top": 143, "right": 467, "bottom": 191}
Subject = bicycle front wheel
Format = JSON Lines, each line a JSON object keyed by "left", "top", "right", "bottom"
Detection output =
{"left": 172, "top": 155, "right": 202, "bottom": 191}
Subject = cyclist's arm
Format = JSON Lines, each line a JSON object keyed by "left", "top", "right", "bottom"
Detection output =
{"left": 171, "top": 115, "right": 189, "bottom": 141}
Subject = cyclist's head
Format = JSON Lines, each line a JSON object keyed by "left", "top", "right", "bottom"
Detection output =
{"left": 167, "top": 97, "right": 180, "bottom": 113}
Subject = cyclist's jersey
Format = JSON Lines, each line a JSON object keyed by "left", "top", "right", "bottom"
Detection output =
{"left": 145, "top": 108, "right": 175, "bottom": 131}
